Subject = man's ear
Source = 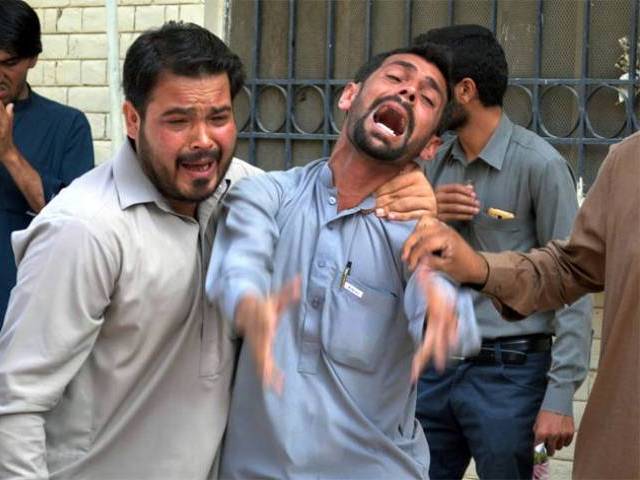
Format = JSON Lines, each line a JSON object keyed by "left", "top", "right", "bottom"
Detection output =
{"left": 337, "top": 82, "right": 361, "bottom": 112}
{"left": 418, "top": 135, "right": 443, "bottom": 161}
{"left": 455, "top": 77, "right": 477, "bottom": 105}
{"left": 123, "top": 101, "right": 141, "bottom": 139}
{"left": 27, "top": 56, "right": 38, "bottom": 69}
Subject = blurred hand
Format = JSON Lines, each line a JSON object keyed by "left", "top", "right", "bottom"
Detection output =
{"left": 234, "top": 277, "right": 301, "bottom": 393}
{"left": 411, "top": 265, "right": 459, "bottom": 381}
{"left": 402, "top": 216, "right": 488, "bottom": 285}
{"left": 435, "top": 183, "right": 480, "bottom": 222}
{"left": 0, "top": 102, "right": 17, "bottom": 162}
{"left": 375, "top": 163, "right": 437, "bottom": 221}
{"left": 534, "top": 410, "right": 575, "bottom": 456}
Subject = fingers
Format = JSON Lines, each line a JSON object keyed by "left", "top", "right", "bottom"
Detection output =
{"left": 384, "top": 209, "right": 432, "bottom": 222}
{"left": 533, "top": 412, "right": 575, "bottom": 457}
{"left": 435, "top": 183, "right": 476, "bottom": 197}
{"left": 377, "top": 196, "right": 436, "bottom": 220}
{"left": 546, "top": 440, "right": 556, "bottom": 456}
{"left": 401, "top": 216, "right": 446, "bottom": 265}
{"left": 274, "top": 275, "right": 301, "bottom": 316}
{"left": 376, "top": 175, "right": 437, "bottom": 221}
{"left": 411, "top": 268, "right": 458, "bottom": 381}
{"left": 235, "top": 277, "right": 302, "bottom": 395}
{"left": 375, "top": 163, "right": 421, "bottom": 197}
{"left": 435, "top": 184, "right": 480, "bottom": 221}
{"left": 402, "top": 229, "right": 449, "bottom": 271}
{"left": 261, "top": 331, "right": 284, "bottom": 395}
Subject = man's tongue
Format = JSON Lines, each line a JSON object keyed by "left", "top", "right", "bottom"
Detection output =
{"left": 374, "top": 105, "right": 405, "bottom": 136}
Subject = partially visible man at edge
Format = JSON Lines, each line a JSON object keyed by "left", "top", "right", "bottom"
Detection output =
{"left": 402, "top": 130, "right": 640, "bottom": 480}
{"left": 0, "top": 0, "right": 94, "bottom": 325}
{"left": 0, "top": 22, "right": 445, "bottom": 479}
{"left": 207, "top": 42, "right": 480, "bottom": 478}
{"left": 411, "top": 25, "right": 591, "bottom": 480}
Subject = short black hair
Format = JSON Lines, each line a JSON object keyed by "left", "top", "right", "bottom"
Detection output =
{"left": 354, "top": 43, "right": 453, "bottom": 102}
{"left": 413, "top": 24, "right": 508, "bottom": 107}
{"left": 123, "top": 21, "right": 245, "bottom": 114}
{"left": 0, "top": 0, "right": 42, "bottom": 59}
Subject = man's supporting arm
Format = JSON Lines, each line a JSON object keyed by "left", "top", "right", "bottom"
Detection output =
{"left": 206, "top": 173, "right": 290, "bottom": 389}
{"left": 0, "top": 216, "right": 116, "bottom": 477}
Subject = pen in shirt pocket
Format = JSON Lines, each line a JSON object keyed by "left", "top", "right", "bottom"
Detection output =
{"left": 486, "top": 207, "right": 515, "bottom": 220}
{"left": 340, "top": 261, "right": 352, "bottom": 288}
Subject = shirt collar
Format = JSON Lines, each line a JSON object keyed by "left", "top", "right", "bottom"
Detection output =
{"left": 449, "top": 113, "right": 513, "bottom": 171}
{"left": 113, "top": 140, "right": 234, "bottom": 227}
{"left": 318, "top": 158, "right": 379, "bottom": 215}
{"left": 113, "top": 139, "right": 168, "bottom": 211}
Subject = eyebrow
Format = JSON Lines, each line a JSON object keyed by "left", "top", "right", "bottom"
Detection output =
{"left": 160, "top": 105, "right": 232, "bottom": 117}
{"left": 385, "top": 60, "right": 445, "bottom": 101}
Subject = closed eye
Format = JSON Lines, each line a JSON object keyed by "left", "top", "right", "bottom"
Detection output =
{"left": 166, "top": 118, "right": 188, "bottom": 126}
{"left": 208, "top": 115, "right": 231, "bottom": 125}
{"left": 386, "top": 74, "right": 401, "bottom": 83}
{"left": 421, "top": 94, "right": 435, "bottom": 107}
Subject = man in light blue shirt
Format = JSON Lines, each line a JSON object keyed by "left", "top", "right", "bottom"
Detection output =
{"left": 207, "top": 43, "right": 480, "bottom": 478}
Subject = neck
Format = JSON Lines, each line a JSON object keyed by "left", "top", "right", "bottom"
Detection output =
{"left": 16, "top": 82, "right": 30, "bottom": 101}
{"left": 457, "top": 106, "right": 502, "bottom": 162}
{"left": 168, "top": 199, "right": 198, "bottom": 218}
{"left": 329, "top": 135, "right": 403, "bottom": 211}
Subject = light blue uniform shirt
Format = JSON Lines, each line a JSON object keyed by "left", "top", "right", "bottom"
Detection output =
{"left": 207, "top": 159, "right": 479, "bottom": 479}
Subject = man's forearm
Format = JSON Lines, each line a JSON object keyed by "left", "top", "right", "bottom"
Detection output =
{"left": 2, "top": 147, "right": 45, "bottom": 212}
{"left": 481, "top": 242, "right": 594, "bottom": 319}
{"left": 541, "top": 294, "right": 593, "bottom": 416}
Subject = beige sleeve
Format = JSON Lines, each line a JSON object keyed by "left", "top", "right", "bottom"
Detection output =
{"left": 0, "top": 215, "right": 117, "bottom": 478}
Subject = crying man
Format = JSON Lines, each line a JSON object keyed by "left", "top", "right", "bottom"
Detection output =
{"left": 206, "top": 43, "right": 480, "bottom": 479}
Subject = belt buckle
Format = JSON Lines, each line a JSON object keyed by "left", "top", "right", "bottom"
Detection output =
{"left": 501, "top": 349, "right": 528, "bottom": 365}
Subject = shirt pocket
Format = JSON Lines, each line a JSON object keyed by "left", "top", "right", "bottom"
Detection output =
{"left": 322, "top": 276, "right": 399, "bottom": 373}
{"left": 471, "top": 211, "right": 528, "bottom": 251}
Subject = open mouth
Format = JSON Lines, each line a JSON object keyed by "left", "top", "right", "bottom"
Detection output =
{"left": 180, "top": 161, "right": 216, "bottom": 173}
{"left": 373, "top": 103, "right": 407, "bottom": 137}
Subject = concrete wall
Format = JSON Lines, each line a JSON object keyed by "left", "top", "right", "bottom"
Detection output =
{"left": 26, "top": 0, "right": 207, "bottom": 164}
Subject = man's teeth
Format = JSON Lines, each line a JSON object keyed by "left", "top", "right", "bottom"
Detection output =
{"left": 375, "top": 121, "right": 396, "bottom": 136}
{"left": 183, "top": 164, "right": 211, "bottom": 172}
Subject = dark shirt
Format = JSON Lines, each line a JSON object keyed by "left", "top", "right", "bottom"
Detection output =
{"left": 0, "top": 89, "right": 94, "bottom": 326}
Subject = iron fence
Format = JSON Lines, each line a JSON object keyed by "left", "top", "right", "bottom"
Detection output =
{"left": 230, "top": 0, "right": 639, "bottom": 188}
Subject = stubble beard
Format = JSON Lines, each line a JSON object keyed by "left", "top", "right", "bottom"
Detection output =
{"left": 348, "top": 94, "right": 418, "bottom": 163}
{"left": 136, "top": 125, "right": 232, "bottom": 205}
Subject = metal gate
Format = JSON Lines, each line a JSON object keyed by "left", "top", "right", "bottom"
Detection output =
{"left": 228, "top": 0, "right": 639, "bottom": 189}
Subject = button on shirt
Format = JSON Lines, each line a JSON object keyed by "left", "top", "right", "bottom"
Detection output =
{"left": 207, "top": 159, "right": 479, "bottom": 479}
{"left": 0, "top": 89, "right": 94, "bottom": 325}
{"left": 424, "top": 114, "right": 592, "bottom": 415}
{"left": 0, "top": 141, "right": 260, "bottom": 479}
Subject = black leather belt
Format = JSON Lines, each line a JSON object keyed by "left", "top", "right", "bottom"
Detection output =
{"left": 458, "top": 334, "right": 552, "bottom": 366}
